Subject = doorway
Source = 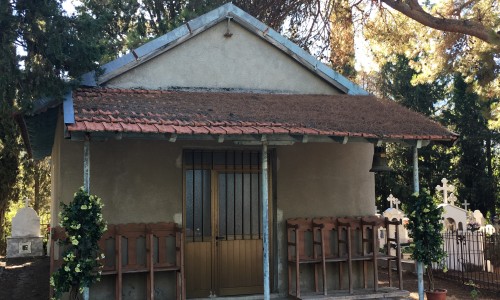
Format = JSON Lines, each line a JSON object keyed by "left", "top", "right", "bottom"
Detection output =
{"left": 183, "top": 150, "right": 270, "bottom": 298}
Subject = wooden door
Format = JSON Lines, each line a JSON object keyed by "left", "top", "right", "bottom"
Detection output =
{"left": 184, "top": 150, "right": 268, "bottom": 298}
{"left": 185, "top": 169, "right": 213, "bottom": 298}
{"left": 216, "top": 172, "right": 263, "bottom": 296}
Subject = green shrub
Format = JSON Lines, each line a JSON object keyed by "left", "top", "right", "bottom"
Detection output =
{"left": 406, "top": 191, "right": 446, "bottom": 291}
{"left": 50, "top": 188, "right": 106, "bottom": 299}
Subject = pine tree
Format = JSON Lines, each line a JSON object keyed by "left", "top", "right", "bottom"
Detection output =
{"left": 0, "top": 0, "right": 107, "bottom": 253}
{"left": 447, "top": 75, "right": 496, "bottom": 217}
{"left": 375, "top": 55, "right": 453, "bottom": 211}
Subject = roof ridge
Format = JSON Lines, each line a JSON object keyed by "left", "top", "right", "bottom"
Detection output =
{"left": 75, "top": 87, "right": 172, "bottom": 95}
{"left": 73, "top": 87, "right": 376, "bottom": 98}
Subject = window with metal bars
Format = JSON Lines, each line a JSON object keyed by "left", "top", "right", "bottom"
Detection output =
{"left": 184, "top": 150, "right": 263, "bottom": 242}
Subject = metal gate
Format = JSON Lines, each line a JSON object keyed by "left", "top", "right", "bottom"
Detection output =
{"left": 183, "top": 150, "right": 268, "bottom": 298}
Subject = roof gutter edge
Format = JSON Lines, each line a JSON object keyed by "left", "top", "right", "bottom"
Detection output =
{"left": 63, "top": 91, "right": 75, "bottom": 124}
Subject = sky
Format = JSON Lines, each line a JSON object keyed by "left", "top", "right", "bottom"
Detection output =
{"left": 62, "top": 0, "right": 77, "bottom": 15}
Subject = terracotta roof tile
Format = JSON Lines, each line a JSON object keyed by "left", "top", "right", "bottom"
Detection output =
{"left": 67, "top": 122, "right": 87, "bottom": 132}
{"left": 120, "top": 123, "right": 141, "bottom": 132}
{"left": 67, "top": 88, "right": 457, "bottom": 142}
{"left": 205, "top": 126, "right": 226, "bottom": 135}
{"left": 154, "top": 124, "right": 176, "bottom": 133}
{"left": 269, "top": 127, "right": 290, "bottom": 134}
{"left": 287, "top": 127, "right": 306, "bottom": 135}
{"left": 84, "top": 121, "right": 105, "bottom": 132}
{"left": 222, "top": 127, "right": 243, "bottom": 134}
{"left": 188, "top": 126, "right": 210, "bottom": 134}
{"left": 172, "top": 125, "right": 193, "bottom": 134}
{"left": 137, "top": 123, "right": 159, "bottom": 133}
{"left": 102, "top": 122, "right": 123, "bottom": 132}
{"left": 252, "top": 126, "right": 275, "bottom": 135}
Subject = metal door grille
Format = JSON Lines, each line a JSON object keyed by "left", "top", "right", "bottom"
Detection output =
{"left": 184, "top": 150, "right": 262, "bottom": 242}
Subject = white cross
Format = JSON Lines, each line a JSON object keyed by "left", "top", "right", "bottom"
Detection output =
{"left": 462, "top": 200, "right": 470, "bottom": 211}
{"left": 448, "top": 193, "right": 457, "bottom": 206}
{"left": 393, "top": 198, "right": 401, "bottom": 210}
{"left": 387, "top": 194, "right": 397, "bottom": 208}
{"left": 436, "top": 178, "right": 455, "bottom": 204}
{"left": 24, "top": 198, "right": 30, "bottom": 208}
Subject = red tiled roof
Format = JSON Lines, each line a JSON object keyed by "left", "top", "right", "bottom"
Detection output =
{"left": 67, "top": 88, "right": 457, "bottom": 142}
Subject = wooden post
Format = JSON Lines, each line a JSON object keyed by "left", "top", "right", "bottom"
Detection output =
{"left": 261, "top": 143, "right": 270, "bottom": 300}
{"left": 413, "top": 145, "right": 424, "bottom": 300}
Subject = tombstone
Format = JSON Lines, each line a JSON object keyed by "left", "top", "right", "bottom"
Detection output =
{"left": 436, "top": 178, "right": 467, "bottom": 232}
{"left": 436, "top": 178, "right": 455, "bottom": 204}
{"left": 380, "top": 194, "right": 411, "bottom": 255}
{"left": 6, "top": 198, "right": 44, "bottom": 258}
{"left": 439, "top": 205, "right": 467, "bottom": 232}
{"left": 481, "top": 224, "right": 496, "bottom": 235}
{"left": 473, "top": 210, "right": 487, "bottom": 226}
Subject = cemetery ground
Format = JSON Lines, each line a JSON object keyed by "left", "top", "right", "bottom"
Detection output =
{"left": 0, "top": 257, "right": 499, "bottom": 300}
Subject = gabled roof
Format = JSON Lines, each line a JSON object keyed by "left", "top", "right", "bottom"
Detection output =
{"left": 81, "top": 3, "right": 368, "bottom": 96}
{"left": 66, "top": 88, "right": 457, "bottom": 144}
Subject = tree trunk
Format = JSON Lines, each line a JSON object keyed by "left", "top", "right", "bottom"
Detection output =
{"left": 0, "top": 201, "right": 8, "bottom": 255}
{"left": 34, "top": 161, "right": 40, "bottom": 214}
{"left": 485, "top": 135, "right": 496, "bottom": 218}
{"left": 382, "top": 0, "right": 500, "bottom": 44}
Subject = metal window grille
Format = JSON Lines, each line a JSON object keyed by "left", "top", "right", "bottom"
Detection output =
{"left": 183, "top": 150, "right": 262, "bottom": 242}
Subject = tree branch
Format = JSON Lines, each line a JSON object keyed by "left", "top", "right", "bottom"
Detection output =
{"left": 381, "top": 0, "right": 500, "bottom": 45}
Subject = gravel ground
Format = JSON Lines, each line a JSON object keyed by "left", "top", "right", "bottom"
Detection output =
{"left": 1, "top": 257, "right": 499, "bottom": 300}
{"left": 0, "top": 256, "right": 49, "bottom": 300}
{"left": 378, "top": 267, "right": 500, "bottom": 299}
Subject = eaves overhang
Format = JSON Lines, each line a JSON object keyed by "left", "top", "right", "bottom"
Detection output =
{"left": 66, "top": 130, "right": 457, "bottom": 148}
{"left": 19, "top": 106, "right": 60, "bottom": 160}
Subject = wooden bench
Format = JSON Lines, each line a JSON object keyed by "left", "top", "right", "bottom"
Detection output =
{"left": 312, "top": 217, "right": 348, "bottom": 295}
{"left": 287, "top": 216, "right": 403, "bottom": 297}
{"left": 287, "top": 218, "right": 320, "bottom": 298}
{"left": 50, "top": 222, "right": 184, "bottom": 300}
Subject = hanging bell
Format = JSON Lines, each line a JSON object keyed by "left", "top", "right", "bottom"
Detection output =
{"left": 369, "top": 146, "right": 392, "bottom": 172}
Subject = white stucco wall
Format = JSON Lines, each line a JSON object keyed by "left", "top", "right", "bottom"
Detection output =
{"left": 106, "top": 22, "right": 340, "bottom": 95}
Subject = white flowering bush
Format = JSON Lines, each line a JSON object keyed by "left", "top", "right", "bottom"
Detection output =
{"left": 51, "top": 187, "right": 107, "bottom": 299}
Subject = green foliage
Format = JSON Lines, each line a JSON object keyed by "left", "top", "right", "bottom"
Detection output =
{"left": 374, "top": 55, "right": 454, "bottom": 212}
{"left": 50, "top": 188, "right": 107, "bottom": 299}
{"left": 445, "top": 75, "right": 497, "bottom": 217}
{"left": 373, "top": 56, "right": 499, "bottom": 220}
{"left": 364, "top": 0, "right": 500, "bottom": 98}
{"left": 0, "top": 0, "right": 108, "bottom": 254}
{"left": 406, "top": 191, "right": 446, "bottom": 291}
{"left": 465, "top": 280, "right": 480, "bottom": 299}
{"left": 0, "top": 0, "right": 22, "bottom": 254}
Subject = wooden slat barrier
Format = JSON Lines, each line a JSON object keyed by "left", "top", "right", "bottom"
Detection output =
{"left": 287, "top": 216, "right": 403, "bottom": 298}
{"left": 287, "top": 218, "right": 319, "bottom": 298}
{"left": 50, "top": 222, "right": 185, "bottom": 300}
{"left": 312, "top": 217, "right": 348, "bottom": 295}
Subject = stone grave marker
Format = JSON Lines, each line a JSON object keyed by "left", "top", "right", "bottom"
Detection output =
{"left": 6, "top": 198, "right": 44, "bottom": 258}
